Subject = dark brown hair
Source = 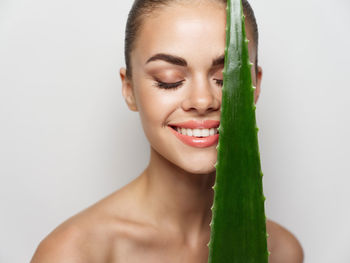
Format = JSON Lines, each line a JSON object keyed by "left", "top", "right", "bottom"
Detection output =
{"left": 124, "top": 0, "right": 259, "bottom": 78}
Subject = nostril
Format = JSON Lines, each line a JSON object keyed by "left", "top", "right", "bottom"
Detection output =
{"left": 181, "top": 85, "right": 220, "bottom": 113}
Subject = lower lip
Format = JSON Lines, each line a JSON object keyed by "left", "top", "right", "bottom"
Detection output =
{"left": 169, "top": 126, "right": 219, "bottom": 148}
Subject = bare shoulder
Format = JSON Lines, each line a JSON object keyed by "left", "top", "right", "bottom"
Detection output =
{"left": 266, "top": 219, "right": 304, "bottom": 263}
{"left": 30, "top": 201, "right": 119, "bottom": 263}
{"left": 31, "top": 218, "right": 89, "bottom": 263}
{"left": 31, "top": 178, "right": 148, "bottom": 263}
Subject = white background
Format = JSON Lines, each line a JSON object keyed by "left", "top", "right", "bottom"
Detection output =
{"left": 0, "top": 0, "right": 349, "bottom": 262}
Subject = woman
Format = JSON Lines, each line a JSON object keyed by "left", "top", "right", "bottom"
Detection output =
{"left": 31, "top": 0, "right": 304, "bottom": 262}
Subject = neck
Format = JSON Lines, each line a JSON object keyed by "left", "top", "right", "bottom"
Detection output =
{"left": 140, "top": 147, "right": 215, "bottom": 243}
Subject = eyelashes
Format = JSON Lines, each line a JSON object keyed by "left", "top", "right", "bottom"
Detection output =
{"left": 155, "top": 79, "right": 184, "bottom": 90}
{"left": 154, "top": 79, "right": 223, "bottom": 90}
{"left": 214, "top": 79, "right": 223, "bottom": 87}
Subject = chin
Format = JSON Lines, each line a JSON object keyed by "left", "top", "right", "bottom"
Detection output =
{"left": 187, "top": 167, "right": 216, "bottom": 175}
{"left": 170, "top": 148, "right": 217, "bottom": 175}
{"left": 179, "top": 159, "right": 217, "bottom": 175}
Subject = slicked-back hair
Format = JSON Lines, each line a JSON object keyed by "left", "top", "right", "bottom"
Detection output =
{"left": 124, "top": 0, "right": 259, "bottom": 78}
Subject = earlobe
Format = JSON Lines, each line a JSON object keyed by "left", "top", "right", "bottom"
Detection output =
{"left": 254, "top": 66, "right": 263, "bottom": 104}
{"left": 120, "top": 68, "right": 138, "bottom": 112}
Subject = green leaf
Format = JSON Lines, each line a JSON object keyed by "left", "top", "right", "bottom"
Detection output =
{"left": 208, "top": 0, "right": 268, "bottom": 262}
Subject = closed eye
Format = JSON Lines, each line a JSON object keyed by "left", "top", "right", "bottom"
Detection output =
{"left": 154, "top": 79, "right": 184, "bottom": 90}
{"left": 214, "top": 79, "right": 223, "bottom": 87}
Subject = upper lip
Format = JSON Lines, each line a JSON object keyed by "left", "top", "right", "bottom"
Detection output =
{"left": 169, "top": 120, "right": 220, "bottom": 129}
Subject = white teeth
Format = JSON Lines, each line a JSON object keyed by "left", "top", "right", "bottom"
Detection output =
{"left": 175, "top": 127, "right": 218, "bottom": 137}
{"left": 187, "top": 129, "right": 193, "bottom": 136}
{"left": 202, "top": 129, "right": 210, "bottom": 137}
{"left": 193, "top": 129, "right": 201, "bottom": 137}
{"left": 209, "top": 128, "right": 215, "bottom": 136}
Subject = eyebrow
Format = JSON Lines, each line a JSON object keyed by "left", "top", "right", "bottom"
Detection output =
{"left": 146, "top": 53, "right": 187, "bottom": 66}
{"left": 145, "top": 53, "right": 225, "bottom": 67}
{"left": 212, "top": 54, "right": 225, "bottom": 67}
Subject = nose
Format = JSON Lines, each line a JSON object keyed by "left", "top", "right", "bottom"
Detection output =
{"left": 181, "top": 76, "right": 221, "bottom": 115}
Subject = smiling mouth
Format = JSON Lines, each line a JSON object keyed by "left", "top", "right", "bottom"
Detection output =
{"left": 169, "top": 126, "right": 219, "bottom": 138}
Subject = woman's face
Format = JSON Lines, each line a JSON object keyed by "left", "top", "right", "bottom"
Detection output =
{"left": 121, "top": 1, "right": 261, "bottom": 174}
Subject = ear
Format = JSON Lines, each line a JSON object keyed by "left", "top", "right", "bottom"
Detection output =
{"left": 254, "top": 66, "right": 262, "bottom": 104}
{"left": 120, "top": 68, "right": 138, "bottom": 112}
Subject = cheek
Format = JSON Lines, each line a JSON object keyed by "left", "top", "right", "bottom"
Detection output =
{"left": 135, "top": 83, "right": 181, "bottom": 128}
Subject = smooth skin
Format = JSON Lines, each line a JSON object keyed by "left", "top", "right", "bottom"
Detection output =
{"left": 31, "top": 1, "right": 303, "bottom": 262}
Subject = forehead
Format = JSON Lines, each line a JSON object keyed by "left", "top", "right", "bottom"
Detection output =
{"left": 134, "top": 2, "right": 225, "bottom": 59}
{"left": 131, "top": 1, "right": 256, "bottom": 66}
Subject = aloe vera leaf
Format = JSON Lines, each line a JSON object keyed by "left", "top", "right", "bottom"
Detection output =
{"left": 207, "top": 0, "right": 268, "bottom": 262}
